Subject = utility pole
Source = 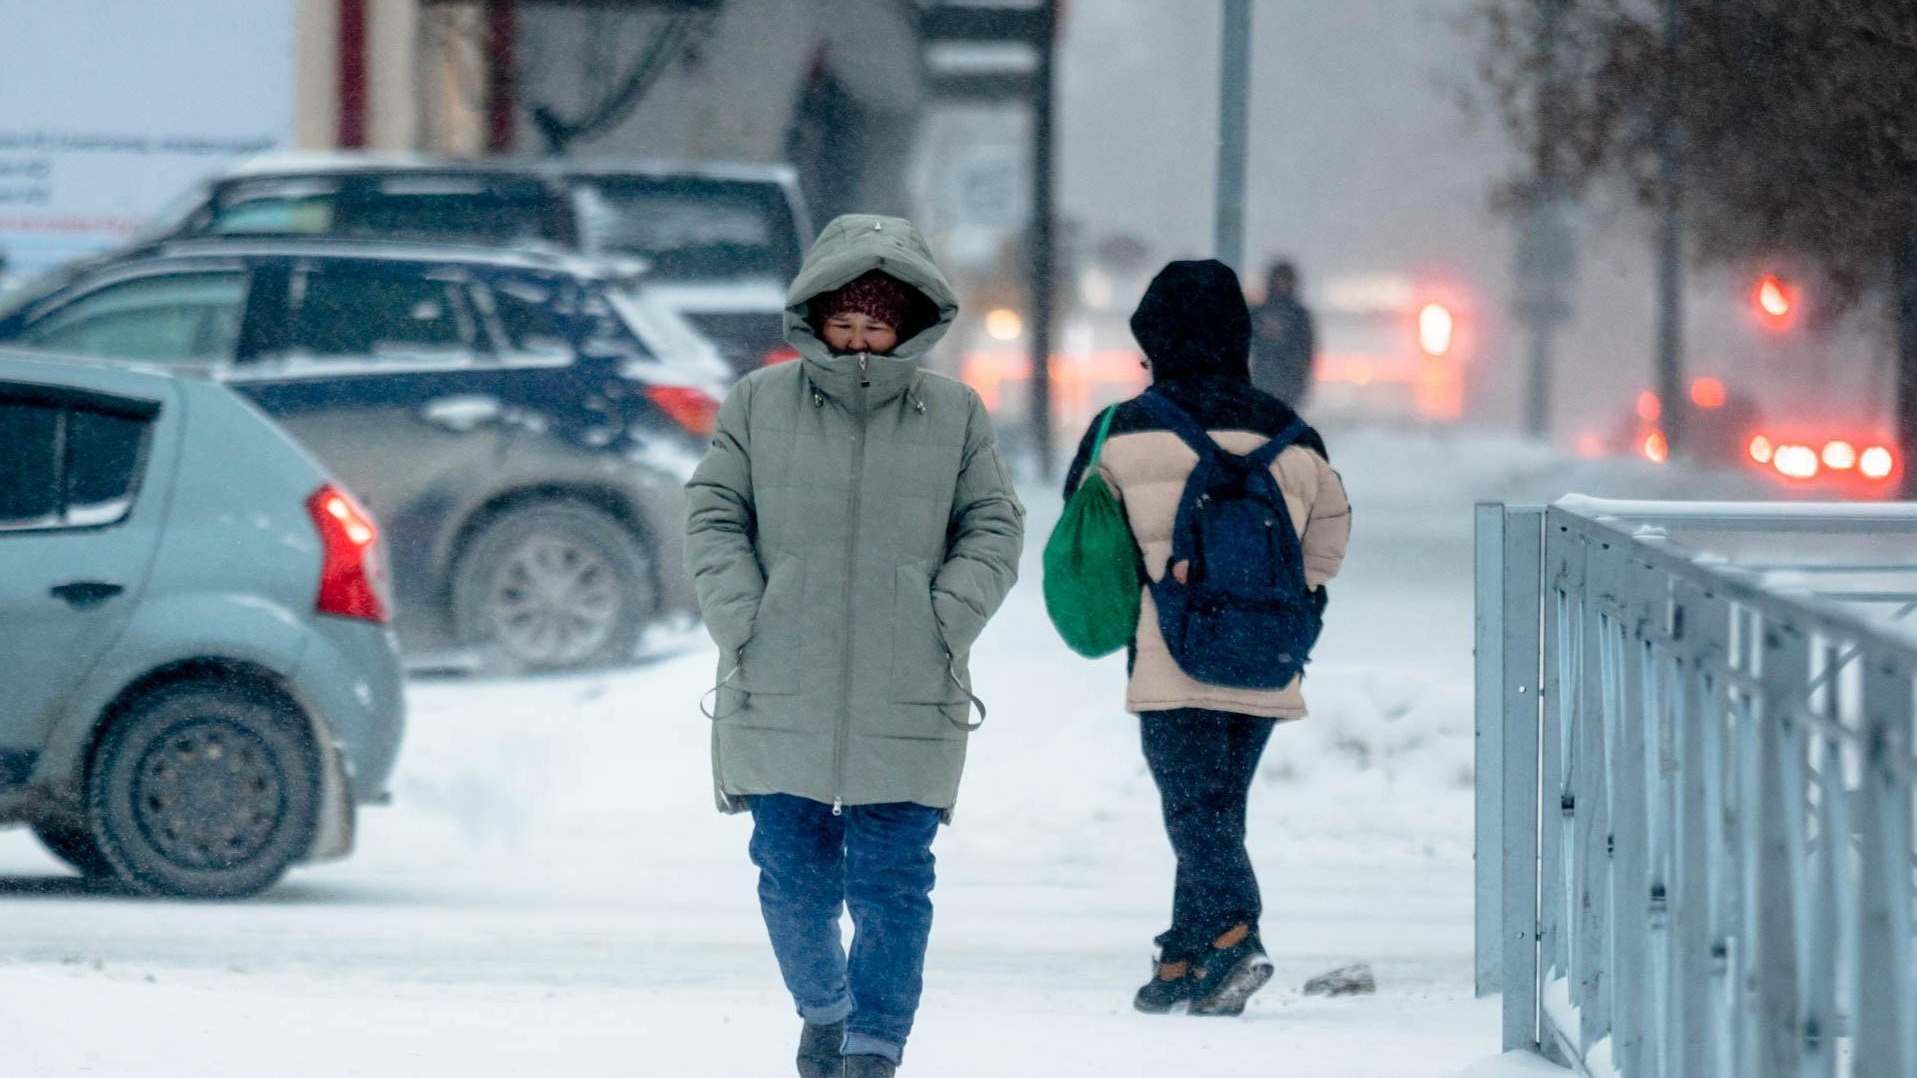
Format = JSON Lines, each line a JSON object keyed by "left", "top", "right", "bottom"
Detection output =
{"left": 1652, "top": 0, "right": 1685, "bottom": 457}
{"left": 1214, "top": 0, "right": 1252, "bottom": 273}
{"left": 1030, "top": 0, "right": 1058, "bottom": 475}
{"left": 1516, "top": 0, "right": 1575, "bottom": 439}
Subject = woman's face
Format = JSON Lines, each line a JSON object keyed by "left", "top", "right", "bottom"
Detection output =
{"left": 821, "top": 311, "right": 900, "bottom": 356}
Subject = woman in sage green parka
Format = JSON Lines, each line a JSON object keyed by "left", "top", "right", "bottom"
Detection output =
{"left": 685, "top": 213, "right": 1023, "bottom": 1078}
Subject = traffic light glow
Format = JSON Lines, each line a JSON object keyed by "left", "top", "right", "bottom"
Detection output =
{"left": 1417, "top": 303, "right": 1454, "bottom": 358}
{"left": 1754, "top": 274, "right": 1796, "bottom": 331}
{"left": 1691, "top": 377, "right": 1726, "bottom": 409}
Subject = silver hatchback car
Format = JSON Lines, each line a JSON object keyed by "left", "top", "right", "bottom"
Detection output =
{"left": 0, "top": 350, "right": 405, "bottom": 897}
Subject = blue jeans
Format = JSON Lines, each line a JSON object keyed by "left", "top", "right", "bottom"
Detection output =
{"left": 748, "top": 794, "right": 942, "bottom": 1065}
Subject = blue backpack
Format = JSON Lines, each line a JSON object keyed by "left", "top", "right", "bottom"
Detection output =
{"left": 1137, "top": 391, "right": 1326, "bottom": 690}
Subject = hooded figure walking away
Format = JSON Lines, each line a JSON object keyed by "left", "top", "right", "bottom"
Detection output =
{"left": 1248, "top": 259, "right": 1317, "bottom": 409}
{"left": 1063, "top": 260, "right": 1351, "bottom": 1017}
{"left": 686, "top": 214, "right": 1024, "bottom": 1077}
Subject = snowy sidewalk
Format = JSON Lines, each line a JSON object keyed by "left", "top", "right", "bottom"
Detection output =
{"left": 0, "top": 429, "right": 1738, "bottom": 1077}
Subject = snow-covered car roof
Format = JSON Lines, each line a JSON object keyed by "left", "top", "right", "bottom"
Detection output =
{"left": 129, "top": 236, "right": 651, "bottom": 283}
{"left": 220, "top": 151, "right": 800, "bottom": 189}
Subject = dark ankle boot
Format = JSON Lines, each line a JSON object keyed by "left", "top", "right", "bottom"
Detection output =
{"left": 796, "top": 1020, "right": 845, "bottom": 1078}
{"left": 1133, "top": 955, "right": 1200, "bottom": 1014}
{"left": 1189, "top": 924, "right": 1274, "bottom": 1017}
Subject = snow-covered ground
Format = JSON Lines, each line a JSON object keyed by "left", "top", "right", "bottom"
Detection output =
{"left": 0, "top": 428, "right": 1776, "bottom": 1077}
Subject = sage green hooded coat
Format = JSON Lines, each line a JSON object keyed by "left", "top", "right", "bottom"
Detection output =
{"left": 686, "top": 214, "right": 1025, "bottom": 815}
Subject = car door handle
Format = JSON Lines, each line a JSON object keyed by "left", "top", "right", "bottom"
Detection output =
{"left": 50, "top": 581, "right": 125, "bottom": 609}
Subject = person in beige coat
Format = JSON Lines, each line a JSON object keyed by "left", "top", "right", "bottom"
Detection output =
{"left": 1061, "top": 259, "right": 1352, "bottom": 1017}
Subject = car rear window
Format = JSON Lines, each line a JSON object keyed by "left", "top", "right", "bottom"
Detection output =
{"left": 570, "top": 178, "right": 801, "bottom": 281}
{"left": 484, "top": 276, "right": 576, "bottom": 361}
{"left": 203, "top": 177, "right": 562, "bottom": 246}
{"left": 286, "top": 269, "right": 472, "bottom": 362}
{"left": 64, "top": 408, "right": 149, "bottom": 526}
{"left": 0, "top": 395, "right": 154, "bottom": 530}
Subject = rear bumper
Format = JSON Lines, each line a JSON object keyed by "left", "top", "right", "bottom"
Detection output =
{"left": 292, "top": 616, "right": 407, "bottom": 806}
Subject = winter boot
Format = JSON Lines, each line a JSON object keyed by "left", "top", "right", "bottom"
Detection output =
{"left": 1132, "top": 955, "right": 1201, "bottom": 1014}
{"left": 843, "top": 1054, "right": 897, "bottom": 1078}
{"left": 796, "top": 1020, "right": 845, "bottom": 1078}
{"left": 1189, "top": 924, "right": 1275, "bottom": 1017}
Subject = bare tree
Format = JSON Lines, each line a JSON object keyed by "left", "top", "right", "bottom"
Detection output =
{"left": 1471, "top": 0, "right": 1917, "bottom": 485}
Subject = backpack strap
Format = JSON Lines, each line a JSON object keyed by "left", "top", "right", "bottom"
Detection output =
{"left": 1141, "top": 391, "right": 1308, "bottom": 471}
{"left": 1246, "top": 415, "right": 1310, "bottom": 469}
{"left": 1136, "top": 390, "right": 1222, "bottom": 460}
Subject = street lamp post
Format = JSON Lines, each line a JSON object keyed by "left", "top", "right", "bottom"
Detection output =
{"left": 1653, "top": 0, "right": 1685, "bottom": 457}
{"left": 1214, "top": 0, "right": 1252, "bottom": 274}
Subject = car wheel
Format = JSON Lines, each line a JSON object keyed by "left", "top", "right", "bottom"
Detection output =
{"left": 32, "top": 821, "right": 112, "bottom": 878}
{"left": 86, "top": 681, "right": 321, "bottom": 899}
{"left": 451, "top": 499, "right": 656, "bottom": 673}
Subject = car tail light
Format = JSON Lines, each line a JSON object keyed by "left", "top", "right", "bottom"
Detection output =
{"left": 1822, "top": 440, "right": 1857, "bottom": 470}
{"left": 307, "top": 486, "right": 386, "bottom": 623}
{"left": 1748, "top": 434, "right": 1774, "bottom": 464}
{"left": 1861, "top": 446, "right": 1896, "bottom": 480}
{"left": 646, "top": 386, "right": 722, "bottom": 437}
{"left": 1774, "top": 444, "right": 1820, "bottom": 480}
{"left": 762, "top": 346, "right": 800, "bottom": 366}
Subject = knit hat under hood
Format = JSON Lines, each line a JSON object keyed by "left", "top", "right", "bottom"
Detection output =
{"left": 1129, "top": 259, "right": 1253, "bottom": 383}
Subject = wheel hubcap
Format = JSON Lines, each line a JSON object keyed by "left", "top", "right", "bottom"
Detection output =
{"left": 132, "top": 719, "right": 285, "bottom": 869}
{"left": 487, "top": 532, "right": 622, "bottom": 665}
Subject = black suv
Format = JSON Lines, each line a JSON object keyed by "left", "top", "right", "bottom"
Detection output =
{"left": 141, "top": 155, "right": 813, "bottom": 376}
{"left": 0, "top": 238, "right": 726, "bottom": 672}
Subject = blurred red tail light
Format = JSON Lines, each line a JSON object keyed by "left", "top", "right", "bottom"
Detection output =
{"left": 307, "top": 485, "right": 386, "bottom": 623}
{"left": 1861, "top": 446, "right": 1896, "bottom": 481}
{"left": 1773, "top": 445, "right": 1820, "bottom": 480}
{"left": 646, "top": 386, "right": 722, "bottom": 437}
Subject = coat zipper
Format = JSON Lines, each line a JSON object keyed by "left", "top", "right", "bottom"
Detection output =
{"left": 832, "top": 353, "right": 871, "bottom": 816}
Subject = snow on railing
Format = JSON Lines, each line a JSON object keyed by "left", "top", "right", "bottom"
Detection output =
{"left": 1476, "top": 499, "right": 1917, "bottom": 1078}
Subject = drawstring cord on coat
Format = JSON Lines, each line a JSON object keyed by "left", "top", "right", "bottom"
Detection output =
{"left": 942, "top": 648, "right": 986, "bottom": 731}
{"left": 701, "top": 661, "right": 745, "bottom": 721}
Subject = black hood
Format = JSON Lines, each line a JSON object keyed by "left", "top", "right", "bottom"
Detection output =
{"left": 1129, "top": 259, "right": 1252, "bottom": 383}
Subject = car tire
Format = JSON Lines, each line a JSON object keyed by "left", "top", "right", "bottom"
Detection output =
{"left": 32, "top": 821, "right": 113, "bottom": 878}
{"left": 86, "top": 680, "right": 321, "bottom": 899}
{"left": 450, "top": 499, "right": 656, "bottom": 673}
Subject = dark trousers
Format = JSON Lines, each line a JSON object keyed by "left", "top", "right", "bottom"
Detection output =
{"left": 1139, "top": 709, "right": 1277, "bottom": 961}
{"left": 748, "top": 794, "right": 942, "bottom": 1064}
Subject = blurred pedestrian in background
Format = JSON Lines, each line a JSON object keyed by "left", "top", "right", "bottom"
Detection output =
{"left": 1249, "top": 259, "right": 1317, "bottom": 410}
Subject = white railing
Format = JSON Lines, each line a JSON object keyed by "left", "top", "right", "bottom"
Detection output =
{"left": 1476, "top": 499, "right": 1917, "bottom": 1078}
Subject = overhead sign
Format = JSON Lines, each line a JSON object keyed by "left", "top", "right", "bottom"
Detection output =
{"left": 0, "top": 0, "right": 297, "bottom": 277}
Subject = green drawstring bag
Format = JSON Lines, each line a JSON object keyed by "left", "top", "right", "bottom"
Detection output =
{"left": 1044, "top": 405, "right": 1141, "bottom": 658}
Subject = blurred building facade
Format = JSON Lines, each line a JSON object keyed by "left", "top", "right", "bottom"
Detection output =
{"left": 288, "top": 0, "right": 995, "bottom": 223}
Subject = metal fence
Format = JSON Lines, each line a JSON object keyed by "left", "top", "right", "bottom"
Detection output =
{"left": 1476, "top": 499, "right": 1917, "bottom": 1078}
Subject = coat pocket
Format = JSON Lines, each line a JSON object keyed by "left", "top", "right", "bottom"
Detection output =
{"left": 890, "top": 563, "right": 965, "bottom": 705}
{"left": 738, "top": 557, "right": 803, "bottom": 695}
